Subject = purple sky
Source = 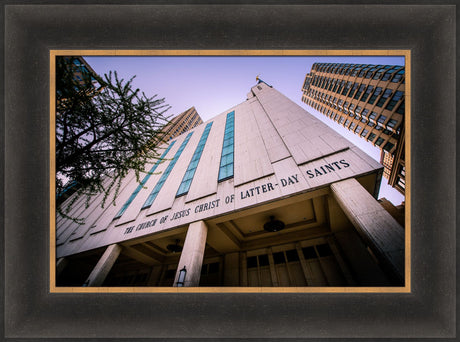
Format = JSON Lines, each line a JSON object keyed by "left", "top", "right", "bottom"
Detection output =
{"left": 84, "top": 55, "right": 405, "bottom": 205}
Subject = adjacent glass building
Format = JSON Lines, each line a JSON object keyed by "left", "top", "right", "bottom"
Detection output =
{"left": 161, "top": 106, "right": 203, "bottom": 142}
{"left": 301, "top": 62, "right": 406, "bottom": 194}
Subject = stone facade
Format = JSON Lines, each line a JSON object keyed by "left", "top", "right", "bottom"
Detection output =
{"left": 56, "top": 82, "right": 405, "bottom": 288}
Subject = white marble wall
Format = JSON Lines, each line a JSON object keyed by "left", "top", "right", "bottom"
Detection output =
{"left": 56, "top": 83, "right": 382, "bottom": 258}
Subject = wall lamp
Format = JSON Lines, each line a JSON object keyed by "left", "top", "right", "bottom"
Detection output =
{"left": 176, "top": 266, "right": 187, "bottom": 287}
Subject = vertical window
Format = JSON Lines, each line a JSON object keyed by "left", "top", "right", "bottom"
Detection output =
{"left": 368, "top": 87, "right": 382, "bottom": 105}
{"left": 354, "top": 84, "right": 366, "bottom": 100}
{"left": 332, "top": 80, "right": 339, "bottom": 93}
{"left": 348, "top": 83, "right": 359, "bottom": 98}
{"left": 376, "top": 89, "right": 393, "bottom": 107}
{"left": 358, "top": 67, "right": 369, "bottom": 77}
{"left": 365, "top": 68, "right": 375, "bottom": 79}
{"left": 349, "top": 103, "right": 355, "bottom": 113}
{"left": 377, "top": 115, "right": 387, "bottom": 124}
{"left": 387, "top": 119, "right": 399, "bottom": 129}
{"left": 396, "top": 100, "right": 405, "bottom": 114}
{"left": 176, "top": 122, "right": 213, "bottom": 196}
{"left": 360, "top": 85, "right": 374, "bottom": 102}
{"left": 385, "top": 91, "right": 404, "bottom": 111}
{"left": 391, "top": 69, "right": 405, "bottom": 83}
{"left": 328, "top": 79, "right": 335, "bottom": 91}
{"left": 114, "top": 141, "right": 176, "bottom": 219}
{"left": 337, "top": 80, "right": 346, "bottom": 94}
{"left": 383, "top": 142, "right": 395, "bottom": 152}
{"left": 375, "top": 137, "right": 385, "bottom": 146}
{"left": 218, "top": 111, "right": 235, "bottom": 182}
{"left": 142, "top": 132, "right": 194, "bottom": 209}
{"left": 342, "top": 81, "right": 352, "bottom": 95}
{"left": 381, "top": 68, "right": 397, "bottom": 81}
{"left": 367, "top": 111, "right": 376, "bottom": 120}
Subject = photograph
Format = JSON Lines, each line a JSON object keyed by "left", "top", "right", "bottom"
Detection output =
{"left": 53, "top": 52, "right": 408, "bottom": 291}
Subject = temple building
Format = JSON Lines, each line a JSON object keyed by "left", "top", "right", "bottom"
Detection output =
{"left": 56, "top": 81, "right": 405, "bottom": 288}
{"left": 301, "top": 62, "right": 406, "bottom": 195}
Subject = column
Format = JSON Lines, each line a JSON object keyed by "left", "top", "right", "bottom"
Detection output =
{"left": 330, "top": 178, "right": 405, "bottom": 283}
{"left": 240, "top": 252, "right": 248, "bottom": 286}
{"left": 84, "top": 243, "right": 122, "bottom": 286}
{"left": 174, "top": 220, "right": 208, "bottom": 287}
{"left": 267, "top": 248, "right": 279, "bottom": 286}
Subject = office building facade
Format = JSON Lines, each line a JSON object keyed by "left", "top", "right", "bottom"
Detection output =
{"left": 161, "top": 106, "right": 203, "bottom": 142}
{"left": 56, "top": 82, "right": 404, "bottom": 288}
{"left": 301, "top": 62, "right": 406, "bottom": 194}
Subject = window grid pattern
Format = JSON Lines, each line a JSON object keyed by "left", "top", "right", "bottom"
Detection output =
{"left": 176, "top": 122, "right": 213, "bottom": 196}
{"left": 218, "top": 111, "right": 235, "bottom": 182}
{"left": 142, "top": 132, "right": 193, "bottom": 209}
{"left": 301, "top": 62, "right": 405, "bottom": 157}
{"left": 114, "top": 141, "right": 177, "bottom": 219}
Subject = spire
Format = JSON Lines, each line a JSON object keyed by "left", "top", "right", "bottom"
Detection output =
{"left": 255, "top": 75, "right": 272, "bottom": 88}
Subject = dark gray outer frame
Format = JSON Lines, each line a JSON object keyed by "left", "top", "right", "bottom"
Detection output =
{"left": 2, "top": 2, "right": 456, "bottom": 341}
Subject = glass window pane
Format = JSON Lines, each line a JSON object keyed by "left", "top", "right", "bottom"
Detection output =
{"left": 302, "top": 246, "right": 317, "bottom": 260}
{"left": 218, "top": 111, "right": 235, "bottom": 181}
{"left": 317, "top": 244, "right": 333, "bottom": 257}
{"left": 115, "top": 140, "right": 177, "bottom": 217}
{"left": 273, "top": 252, "right": 286, "bottom": 264}
{"left": 258, "top": 254, "right": 269, "bottom": 266}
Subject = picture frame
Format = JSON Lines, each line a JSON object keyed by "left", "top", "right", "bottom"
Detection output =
{"left": 3, "top": 2, "right": 456, "bottom": 340}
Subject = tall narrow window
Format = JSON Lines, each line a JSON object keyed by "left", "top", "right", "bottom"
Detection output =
{"left": 114, "top": 141, "right": 176, "bottom": 219}
{"left": 142, "top": 132, "right": 193, "bottom": 209}
{"left": 376, "top": 89, "right": 393, "bottom": 107}
{"left": 218, "top": 111, "right": 235, "bottom": 182}
{"left": 342, "top": 81, "right": 352, "bottom": 95}
{"left": 354, "top": 84, "right": 366, "bottom": 100}
{"left": 360, "top": 85, "right": 374, "bottom": 102}
{"left": 176, "top": 122, "right": 213, "bottom": 197}
{"left": 368, "top": 87, "right": 382, "bottom": 105}
{"left": 396, "top": 100, "right": 405, "bottom": 114}
{"left": 385, "top": 91, "right": 404, "bottom": 111}
{"left": 391, "top": 69, "right": 405, "bottom": 83}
